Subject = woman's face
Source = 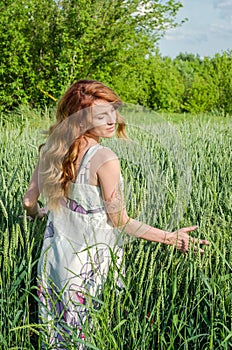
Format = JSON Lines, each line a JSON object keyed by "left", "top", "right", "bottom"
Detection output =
{"left": 88, "top": 100, "right": 117, "bottom": 139}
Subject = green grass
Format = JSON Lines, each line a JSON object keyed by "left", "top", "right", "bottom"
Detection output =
{"left": 0, "top": 106, "right": 231, "bottom": 349}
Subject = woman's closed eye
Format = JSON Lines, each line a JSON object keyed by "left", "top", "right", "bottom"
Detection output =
{"left": 96, "top": 115, "right": 105, "bottom": 120}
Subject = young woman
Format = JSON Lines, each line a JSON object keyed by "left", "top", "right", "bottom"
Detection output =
{"left": 23, "top": 79, "right": 209, "bottom": 347}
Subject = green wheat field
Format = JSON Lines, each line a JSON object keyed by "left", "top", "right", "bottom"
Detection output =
{"left": 0, "top": 106, "right": 231, "bottom": 349}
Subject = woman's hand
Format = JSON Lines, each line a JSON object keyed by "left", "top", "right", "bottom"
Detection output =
{"left": 20, "top": 204, "right": 48, "bottom": 221}
{"left": 35, "top": 206, "right": 48, "bottom": 219}
{"left": 165, "top": 226, "right": 209, "bottom": 253}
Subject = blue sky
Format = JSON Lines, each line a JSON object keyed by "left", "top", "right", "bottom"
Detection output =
{"left": 159, "top": 0, "right": 232, "bottom": 58}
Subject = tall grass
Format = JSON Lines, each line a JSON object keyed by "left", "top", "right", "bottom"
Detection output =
{"left": 0, "top": 107, "right": 231, "bottom": 349}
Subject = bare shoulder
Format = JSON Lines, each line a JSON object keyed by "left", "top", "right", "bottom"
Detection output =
{"left": 93, "top": 146, "right": 119, "bottom": 164}
{"left": 90, "top": 146, "right": 120, "bottom": 178}
{"left": 96, "top": 146, "right": 121, "bottom": 188}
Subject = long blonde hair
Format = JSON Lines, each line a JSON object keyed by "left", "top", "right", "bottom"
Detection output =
{"left": 39, "top": 80, "right": 127, "bottom": 210}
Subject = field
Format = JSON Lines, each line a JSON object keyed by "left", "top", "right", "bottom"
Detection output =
{"left": 0, "top": 106, "right": 231, "bottom": 349}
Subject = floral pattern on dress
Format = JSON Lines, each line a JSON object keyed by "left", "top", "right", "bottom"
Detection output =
{"left": 44, "top": 221, "right": 54, "bottom": 239}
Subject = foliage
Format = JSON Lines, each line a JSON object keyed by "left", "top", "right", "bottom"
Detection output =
{"left": 147, "top": 55, "right": 185, "bottom": 112}
{"left": 210, "top": 52, "right": 232, "bottom": 117}
{"left": 1, "top": 1, "right": 232, "bottom": 115}
{"left": 0, "top": 0, "right": 182, "bottom": 110}
{"left": 173, "top": 52, "right": 232, "bottom": 115}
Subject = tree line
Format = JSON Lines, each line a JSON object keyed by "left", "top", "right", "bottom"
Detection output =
{"left": 1, "top": 0, "right": 231, "bottom": 116}
{"left": 146, "top": 52, "right": 232, "bottom": 116}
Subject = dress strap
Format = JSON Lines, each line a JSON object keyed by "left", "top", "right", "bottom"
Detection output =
{"left": 76, "top": 144, "right": 103, "bottom": 184}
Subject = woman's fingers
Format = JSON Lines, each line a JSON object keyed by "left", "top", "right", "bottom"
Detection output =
{"left": 190, "top": 237, "right": 210, "bottom": 245}
{"left": 193, "top": 246, "right": 205, "bottom": 254}
{"left": 172, "top": 227, "right": 209, "bottom": 253}
{"left": 178, "top": 225, "right": 198, "bottom": 233}
{"left": 37, "top": 207, "right": 48, "bottom": 218}
{"left": 18, "top": 214, "right": 34, "bottom": 221}
{"left": 179, "top": 238, "right": 188, "bottom": 253}
{"left": 19, "top": 207, "right": 48, "bottom": 220}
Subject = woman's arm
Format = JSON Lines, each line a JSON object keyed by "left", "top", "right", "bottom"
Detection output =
{"left": 97, "top": 158, "right": 209, "bottom": 253}
{"left": 23, "top": 163, "right": 47, "bottom": 218}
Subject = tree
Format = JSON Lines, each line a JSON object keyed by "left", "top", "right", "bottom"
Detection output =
{"left": 210, "top": 51, "right": 232, "bottom": 117}
{"left": 147, "top": 55, "right": 185, "bottom": 112}
{"left": 0, "top": 0, "right": 184, "bottom": 110}
{"left": 174, "top": 56, "right": 218, "bottom": 114}
{"left": 0, "top": 0, "right": 58, "bottom": 109}
{"left": 173, "top": 51, "right": 232, "bottom": 115}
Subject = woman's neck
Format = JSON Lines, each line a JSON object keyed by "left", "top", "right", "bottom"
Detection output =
{"left": 77, "top": 134, "right": 99, "bottom": 157}
{"left": 85, "top": 134, "right": 100, "bottom": 145}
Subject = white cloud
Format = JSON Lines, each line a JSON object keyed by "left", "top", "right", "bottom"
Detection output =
{"left": 214, "top": 0, "right": 232, "bottom": 9}
{"left": 210, "top": 1, "right": 232, "bottom": 32}
{"left": 210, "top": 22, "right": 232, "bottom": 35}
{"left": 213, "top": 0, "right": 232, "bottom": 20}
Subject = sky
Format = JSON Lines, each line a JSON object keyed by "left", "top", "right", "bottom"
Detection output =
{"left": 159, "top": 0, "right": 232, "bottom": 58}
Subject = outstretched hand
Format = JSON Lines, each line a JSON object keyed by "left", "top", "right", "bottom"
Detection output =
{"left": 166, "top": 226, "right": 209, "bottom": 254}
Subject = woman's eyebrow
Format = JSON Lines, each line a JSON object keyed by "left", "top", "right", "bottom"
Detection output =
{"left": 94, "top": 111, "right": 108, "bottom": 117}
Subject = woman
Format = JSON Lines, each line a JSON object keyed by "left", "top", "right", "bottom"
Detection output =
{"left": 23, "top": 80, "right": 208, "bottom": 347}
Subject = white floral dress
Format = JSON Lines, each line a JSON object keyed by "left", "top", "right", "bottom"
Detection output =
{"left": 37, "top": 144, "right": 123, "bottom": 348}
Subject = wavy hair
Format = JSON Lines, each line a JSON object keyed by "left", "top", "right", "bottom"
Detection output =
{"left": 39, "top": 79, "right": 127, "bottom": 210}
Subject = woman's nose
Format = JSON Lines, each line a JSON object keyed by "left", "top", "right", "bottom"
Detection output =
{"left": 107, "top": 114, "right": 116, "bottom": 124}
